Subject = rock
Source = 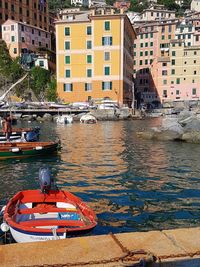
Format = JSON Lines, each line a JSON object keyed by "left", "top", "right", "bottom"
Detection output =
{"left": 178, "top": 110, "right": 195, "bottom": 126}
{"left": 181, "top": 131, "right": 200, "bottom": 143}
{"left": 183, "top": 118, "right": 200, "bottom": 131}
{"left": 136, "top": 131, "right": 155, "bottom": 140}
{"left": 21, "top": 115, "right": 33, "bottom": 121}
{"left": 153, "top": 130, "right": 182, "bottom": 141}
{"left": 43, "top": 113, "right": 52, "bottom": 121}
{"left": 36, "top": 116, "right": 44, "bottom": 122}
{"left": 161, "top": 117, "right": 184, "bottom": 134}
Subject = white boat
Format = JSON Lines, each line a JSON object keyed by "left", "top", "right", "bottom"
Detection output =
{"left": 56, "top": 115, "right": 73, "bottom": 124}
{"left": 80, "top": 114, "right": 97, "bottom": 124}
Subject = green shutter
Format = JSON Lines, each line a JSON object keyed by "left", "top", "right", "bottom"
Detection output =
{"left": 105, "top": 21, "right": 110, "bottom": 31}
{"left": 110, "top": 82, "right": 112, "bottom": 90}
{"left": 65, "top": 56, "right": 70, "bottom": 64}
{"left": 65, "top": 27, "right": 70, "bottom": 36}
{"left": 110, "top": 37, "right": 112, "bottom": 45}
{"left": 102, "top": 82, "right": 105, "bottom": 90}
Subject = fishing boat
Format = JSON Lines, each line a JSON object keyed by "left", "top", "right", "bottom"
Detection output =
{"left": 1, "top": 168, "right": 97, "bottom": 243}
{"left": 55, "top": 115, "right": 73, "bottom": 124}
{"left": 0, "top": 141, "right": 60, "bottom": 159}
{"left": 0, "top": 127, "right": 40, "bottom": 143}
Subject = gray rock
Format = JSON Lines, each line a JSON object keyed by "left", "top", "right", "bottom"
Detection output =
{"left": 153, "top": 130, "right": 182, "bottom": 141}
{"left": 161, "top": 117, "right": 184, "bottom": 134}
{"left": 183, "top": 118, "right": 200, "bottom": 131}
{"left": 43, "top": 113, "right": 52, "bottom": 121}
{"left": 181, "top": 131, "right": 200, "bottom": 143}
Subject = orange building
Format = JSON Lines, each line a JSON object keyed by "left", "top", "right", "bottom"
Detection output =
{"left": 0, "top": 0, "right": 50, "bottom": 37}
{"left": 55, "top": 8, "right": 136, "bottom": 106}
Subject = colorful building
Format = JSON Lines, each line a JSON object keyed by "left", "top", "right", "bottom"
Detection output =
{"left": 0, "top": 0, "right": 50, "bottom": 37}
{"left": 55, "top": 8, "right": 136, "bottom": 106}
{"left": 2, "top": 19, "right": 51, "bottom": 58}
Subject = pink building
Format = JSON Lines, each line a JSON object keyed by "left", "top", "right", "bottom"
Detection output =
{"left": 2, "top": 19, "right": 51, "bottom": 58}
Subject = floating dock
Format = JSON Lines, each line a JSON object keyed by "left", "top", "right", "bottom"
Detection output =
{"left": 1, "top": 227, "right": 200, "bottom": 266}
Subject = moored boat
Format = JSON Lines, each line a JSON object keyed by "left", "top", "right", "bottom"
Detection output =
{"left": 2, "top": 168, "right": 97, "bottom": 243}
{"left": 0, "top": 127, "right": 40, "bottom": 143}
{"left": 80, "top": 114, "right": 97, "bottom": 124}
{"left": 0, "top": 141, "right": 60, "bottom": 159}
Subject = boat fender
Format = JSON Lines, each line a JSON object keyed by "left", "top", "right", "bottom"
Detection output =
{"left": 11, "top": 147, "right": 20, "bottom": 152}
{"left": 35, "top": 146, "right": 43, "bottom": 150}
{"left": 0, "top": 222, "right": 9, "bottom": 232}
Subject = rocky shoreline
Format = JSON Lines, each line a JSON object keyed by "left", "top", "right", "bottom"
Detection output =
{"left": 137, "top": 110, "right": 200, "bottom": 144}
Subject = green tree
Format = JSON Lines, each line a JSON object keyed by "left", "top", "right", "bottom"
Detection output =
{"left": 0, "top": 40, "right": 12, "bottom": 77}
{"left": 46, "top": 77, "right": 58, "bottom": 102}
{"left": 30, "top": 67, "right": 51, "bottom": 99}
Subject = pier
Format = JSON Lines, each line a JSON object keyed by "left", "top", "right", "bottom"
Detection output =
{"left": 1, "top": 227, "right": 200, "bottom": 266}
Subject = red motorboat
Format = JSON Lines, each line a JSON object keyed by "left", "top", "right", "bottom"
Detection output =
{"left": 2, "top": 168, "right": 97, "bottom": 243}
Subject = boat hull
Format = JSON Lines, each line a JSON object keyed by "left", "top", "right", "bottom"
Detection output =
{"left": 10, "top": 226, "right": 66, "bottom": 243}
{"left": 0, "top": 142, "right": 60, "bottom": 159}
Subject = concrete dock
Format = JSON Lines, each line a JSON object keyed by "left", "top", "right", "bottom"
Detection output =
{"left": 1, "top": 227, "right": 200, "bottom": 266}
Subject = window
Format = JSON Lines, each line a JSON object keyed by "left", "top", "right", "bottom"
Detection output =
{"left": 87, "top": 26, "right": 92, "bottom": 35}
{"left": 145, "top": 33, "right": 148, "bottom": 38}
{"left": 171, "top": 69, "right": 175, "bottom": 74}
{"left": 21, "top": 37, "right": 25, "bottom": 42}
{"left": 145, "top": 42, "right": 148, "bottom": 47}
{"left": 163, "top": 80, "right": 167, "bottom": 85}
{"left": 194, "top": 70, "right": 197, "bottom": 75}
{"left": 192, "top": 88, "right": 196, "bottom": 95}
{"left": 140, "top": 43, "right": 143, "bottom": 48}
{"left": 65, "top": 56, "right": 70, "bottom": 64}
{"left": 65, "top": 41, "right": 70, "bottom": 50}
{"left": 85, "top": 83, "right": 92, "bottom": 91}
{"left": 102, "top": 36, "right": 112, "bottom": 46}
{"left": 145, "top": 51, "right": 148, "bottom": 56}
{"left": 87, "top": 69, "right": 92, "bottom": 77}
{"left": 176, "top": 90, "right": 180, "bottom": 95}
{"left": 176, "top": 78, "right": 180, "bottom": 84}
{"left": 172, "top": 51, "right": 176, "bottom": 56}
{"left": 172, "top": 59, "right": 175, "bottom": 65}
{"left": 150, "top": 51, "right": 153, "bottom": 56}
{"left": 162, "top": 70, "right": 167, "bottom": 75}
{"left": 163, "top": 90, "right": 167, "bottom": 97}
{"left": 87, "top": 40, "right": 92, "bottom": 49}
{"left": 39, "top": 61, "right": 44, "bottom": 67}
{"left": 168, "top": 35, "right": 171, "bottom": 39}
{"left": 145, "top": 59, "right": 148, "bottom": 65}
{"left": 150, "top": 42, "right": 153, "bottom": 46}
{"left": 194, "top": 60, "right": 196, "bottom": 64}
{"left": 104, "top": 52, "right": 110, "bottom": 61}
{"left": 105, "top": 21, "right": 110, "bottom": 31}
{"left": 13, "top": 48, "right": 17, "bottom": 54}
{"left": 140, "top": 60, "right": 143, "bottom": 65}
{"left": 104, "top": 66, "right": 110, "bottom": 75}
{"left": 163, "top": 63, "right": 167, "bottom": 67}
{"left": 65, "top": 27, "right": 70, "bottom": 36}
{"left": 65, "top": 69, "right": 71, "bottom": 78}
{"left": 11, "top": 25, "right": 14, "bottom": 31}
{"left": 194, "top": 51, "right": 197, "bottom": 55}
{"left": 11, "top": 36, "right": 15, "bottom": 42}
{"left": 140, "top": 34, "right": 143, "bottom": 39}
{"left": 32, "top": 40, "right": 34, "bottom": 45}
{"left": 102, "top": 81, "right": 112, "bottom": 90}
{"left": 87, "top": 55, "right": 92, "bottom": 64}
{"left": 64, "top": 83, "right": 73, "bottom": 92}
{"left": 140, "top": 51, "right": 143, "bottom": 56}
{"left": 162, "top": 35, "right": 165, "bottom": 40}
{"left": 150, "top": 33, "right": 153, "bottom": 38}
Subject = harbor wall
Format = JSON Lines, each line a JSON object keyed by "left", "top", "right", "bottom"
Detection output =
{"left": 1, "top": 227, "right": 200, "bottom": 266}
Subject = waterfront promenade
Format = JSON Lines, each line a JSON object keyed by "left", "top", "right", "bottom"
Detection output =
{"left": 1, "top": 227, "right": 200, "bottom": 266}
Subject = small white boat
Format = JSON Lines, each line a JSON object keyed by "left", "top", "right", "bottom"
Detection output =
{"left": 80, "top": 114, "right": 97, "bottom": 124}
{"left": 56, "top": 115, "right": 73, "bottom": 124}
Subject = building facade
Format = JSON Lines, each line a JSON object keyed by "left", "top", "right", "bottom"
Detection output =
{"left": 55, "top": 8, "right": 136, "bottom": 106}
{"left": 2, "top": 19, "right": 51, "bottom": 58}
{"left": 0, "top": 0, "right": 50, "bottom": 35}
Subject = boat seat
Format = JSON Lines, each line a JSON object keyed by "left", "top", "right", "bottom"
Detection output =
{"left": 17, "top": 207, "right": 77, "bottom": 215}
{"left": 18, "top": 219, "right": 85, "bottom": 227}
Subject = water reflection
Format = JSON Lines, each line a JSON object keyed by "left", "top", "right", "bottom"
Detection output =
{"left": 1, "top": 119, "right": 200, "bottom": 235}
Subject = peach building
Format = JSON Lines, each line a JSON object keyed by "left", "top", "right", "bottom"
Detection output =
{"left": 55, "top": 8, "right": 136, "bottom": 106}
{"left": 2, "top": 19, "right": 51, "bottom": 58}
{"left": 133, "top": 19, "right": 178, "bottom": 105}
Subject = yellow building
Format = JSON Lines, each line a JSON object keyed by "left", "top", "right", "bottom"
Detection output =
{"left": 55, "top": 8, "right": 136, "bottom": 106}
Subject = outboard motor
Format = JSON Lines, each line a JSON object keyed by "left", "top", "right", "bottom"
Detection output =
{"left": 25, "top": 127, "right": 40, "bottom": 142}
{"left": 39, "top": 168, "right": 52, "bottom": 194}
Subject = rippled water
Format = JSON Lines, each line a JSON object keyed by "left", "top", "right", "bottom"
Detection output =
{"left": 1, "top": 118, "right": 200, "bottom": 235}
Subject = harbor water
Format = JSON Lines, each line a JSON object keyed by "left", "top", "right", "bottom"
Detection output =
{"left": 1, "top": 118, "right": 200, "bottom": 236}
